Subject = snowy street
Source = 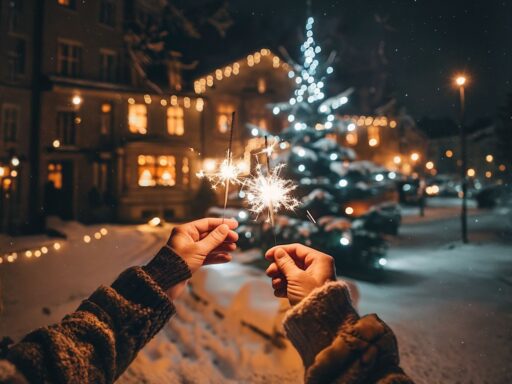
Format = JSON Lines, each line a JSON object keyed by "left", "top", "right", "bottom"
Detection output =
{"left": 1, "top": 201, "right": 511, "bottom": 383}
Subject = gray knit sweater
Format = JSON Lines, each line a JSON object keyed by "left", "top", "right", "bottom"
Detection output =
{"left": 0, "top": 248, "right": 413, "bottom": 383}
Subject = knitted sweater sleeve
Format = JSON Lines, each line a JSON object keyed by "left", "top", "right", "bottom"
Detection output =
{"left": 283, "top": 282, "right": 414, "bottom": 384}
{"left": 1, "top": 246, "right": 191, "bottom": 384}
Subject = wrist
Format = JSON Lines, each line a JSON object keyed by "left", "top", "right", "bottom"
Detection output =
{"left": 143, "top": 246, "right": 192, "bottom": 292}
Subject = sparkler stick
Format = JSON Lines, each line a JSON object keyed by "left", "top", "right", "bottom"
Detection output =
{"left": 222, "top": 112, "right": 236, "bottom": 221}
{"left": 264, "top": 136, "right": 275, "bottom": 227}
{"left": 244, "top": 138, "right": 299, "bottom": 246}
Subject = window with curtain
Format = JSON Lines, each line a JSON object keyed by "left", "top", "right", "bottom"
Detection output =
{"left": 368, "top": 125, "right": 380, "bottom": 147}
{"left": 47, "top": 163, "right": 63, "bottom": 189}
{"left": 167, "top": 106, "right": 184, "bottom": 135}
{"left": 128, "top": 104, "right": 147, "bottom": 134}
{"left": 137, "top": 155, "right": 177, "bottom": 187}
{"left": 217, "top": 104, "right": 234, "bottom": 133}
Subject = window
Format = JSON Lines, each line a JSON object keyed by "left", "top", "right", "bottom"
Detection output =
{"left": 57, "top": 0, "right": 76, "bottom": 9}
{"left": 182, "top": 157, "right": 190, "bottom": 186}
{"left": 7, "top": 38, "right": 26, "bottom": 79}
{"left": 217, "top": 104, "right": 234, "bottom": 133}
{"left": 1, "top": 105, "right": 19, "bottom": 143}
{"left": 257, "top": 77, "right": 266, "bottom": 94}
{"left": 100, "top": 50, "right": 117, "bottom": 81}
{"left": 48, "top": 163, "right": 63, "bottom": 189}
{"left": 56, "top": 111, "right": 78, "bottom": 145}
{"left": 368, "top": 126, "right": 380, "bottom": 147}
{"left": 100, "top": 102, "right": 113, "bottom": 135}
{"left": 167, "top": 106, "right": 184, "bottom": 136}
{"left": 99, "top": 0, "right": 116, "bottom": 26}
{"left": 58, "top": 41, "right": 82, "bottom": 77}
{"left": 346, "top": 132, "right": 358, "bottom": 146}
{"left": 250, "top": 117, "right": 267, "bottom": 130}
{"left": 128, "top": 104, "right": 147, "bottom": 134}
{"left": 137, "top": 155, "right": 176, "bottom": 187}
{"left": 7, "top": 0, "right": 23, "bottom": 31}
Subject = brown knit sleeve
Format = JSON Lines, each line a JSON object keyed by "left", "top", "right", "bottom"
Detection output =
{"left": 4, "top": 248, "right": 191, "bottom": 384}
{"left": 283, "top": 282, "right": 414, "bottom": 384}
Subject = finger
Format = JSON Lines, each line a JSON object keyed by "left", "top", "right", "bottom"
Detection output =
{"left": 265, "top": 262, "right": 283, "bottom": 278}
{"left": 196, "top": 224, "right": 232, "bottom": 254}
{"left": 209, "top": 243, "right": 237, "bottom": 254}
{"left": 272, "top": 277, "right": 285, "bottom": 291}
{"left": 186, "top": 218, "right": 238, "bottom": 235}
{"left": 274, "top": 288, "right": 287, "bottom": 298}
{"left": 199, "top": 230, "right": 238, "bottom": 243}
{"left": 265, "top": 243, "right": 313, "bottom": 261}
{"left": 203, "top": 253, "right": 232, "bottom": 265}
{"left": 273, "top": 249, "right": 301, "bottom": 277}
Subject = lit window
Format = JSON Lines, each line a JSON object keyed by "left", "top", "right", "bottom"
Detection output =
{"left": 217, "top": 105, "right": 234, "bottom": 133}
{"left": 346, "top": 132, "right": 358, "bottom": 146}
{"left": 137, "top": 155, "right": 177, "bottom": 187}
{"left": 182, "top": 157, "right": 190, "bottom": 185}
{"left": 100, "top": 102, "right": 113, "bottom": 135}
{"left": 48, "top": 163, "right": 63, "bottom": 189}
{"left": 2, "top": 104, "right": 19, "bottom": 143}
{"left": 128, "top": 104, "right": 147, "bottom": 134}
{"left": 58, "top": 41, "right": 82, "bottom": 77}
{"left": 368, "top": 125, "right": 380, "bottom": 147}
{"left": 250, "top": 117, "right": 268, "bottom": 130}
{"left": 167, "top": 106, "right": 184, "bottom": 135}
{"left": 257, "top": 78, "right": 266, "bottom": 94}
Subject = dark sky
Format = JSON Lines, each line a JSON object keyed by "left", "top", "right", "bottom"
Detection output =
{"left": 180, "top": 0, "right": 512, "bottom": 123}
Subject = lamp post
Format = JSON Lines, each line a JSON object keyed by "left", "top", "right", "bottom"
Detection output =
{"left": 455, "top": 74, "right": 468, "bottom": 243}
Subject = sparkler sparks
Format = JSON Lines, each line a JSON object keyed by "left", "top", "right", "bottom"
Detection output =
{"left": 244, "top": 164, "right": 299, "bottom": 225}
{"left": 197, "top": 155, "right": 243, "bottom": 190}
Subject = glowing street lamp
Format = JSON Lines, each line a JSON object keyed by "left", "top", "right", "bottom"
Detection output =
{"left": 454, "top": 72, "right": 469, "bottom": 243}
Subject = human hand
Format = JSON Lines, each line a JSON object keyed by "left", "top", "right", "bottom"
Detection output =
{"left": 168, "top": 218, "right": 239, "bottom": 274}
{"left": 265, "top": 244, "right": 336, "bottom": 305}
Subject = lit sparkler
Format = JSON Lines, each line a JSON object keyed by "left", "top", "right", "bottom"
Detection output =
{"left": 244, "top": 164, "right": 299, "bottom": 226}
{"left": 196, "top": 112, "right": 241, "bottom": 219}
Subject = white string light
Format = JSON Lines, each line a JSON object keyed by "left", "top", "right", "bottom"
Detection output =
{"left": 0, "top": 228, "right": 109, "bottom": 266}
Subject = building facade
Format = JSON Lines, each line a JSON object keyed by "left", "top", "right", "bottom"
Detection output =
{"left": 0, "top": 0, "right": 296, "bottom": 229}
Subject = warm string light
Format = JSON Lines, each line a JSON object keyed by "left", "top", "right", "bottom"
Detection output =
{"left": 193, "top": 49, "right": 291, "bottom": 94}
{"left": 0, "top": 228, "right": 109, "bottom": 266}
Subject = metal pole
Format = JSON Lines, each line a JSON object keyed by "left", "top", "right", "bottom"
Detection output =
{"left": 459, "top": 86, "right": 468, "bottom": 243}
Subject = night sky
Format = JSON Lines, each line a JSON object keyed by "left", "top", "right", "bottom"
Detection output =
{"left": 180, "top": 0, "right": 512, "bottom": 124}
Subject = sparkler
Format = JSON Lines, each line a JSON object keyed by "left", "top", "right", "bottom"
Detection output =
{"left": 196, "top": 112, "right": 242, "bottom": 220}
{"left": 244, "top": 137, "right": 299, "bottom": 227}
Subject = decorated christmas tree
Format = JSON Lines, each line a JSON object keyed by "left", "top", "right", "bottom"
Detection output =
{"left": 245, "top": 14, "right": 401, "bottom": 271}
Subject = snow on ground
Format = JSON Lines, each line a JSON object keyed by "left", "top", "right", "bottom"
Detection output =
{"left": 1, "top": 201, "right": 512, "bottom": 383}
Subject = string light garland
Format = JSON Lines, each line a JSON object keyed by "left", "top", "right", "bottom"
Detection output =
{"left": 193, "top": 49, "right": 291, "bottom": 94}
{"left": 0, "top": 227, "right": 109, "bottom": 266}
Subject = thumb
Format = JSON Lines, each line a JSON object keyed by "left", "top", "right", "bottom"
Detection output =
{"left": 197, "top": 224, "right": 230, "bottom": 253}
{"left": 274, "top": 249, "right": 300, "bottom": 277}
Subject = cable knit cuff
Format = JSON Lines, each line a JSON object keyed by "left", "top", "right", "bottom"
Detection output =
{"left": 142, "top": 246, "right": 192, "bottom": 292}
{"left": 283, "top": 281, "right": 359, "bottom": 367}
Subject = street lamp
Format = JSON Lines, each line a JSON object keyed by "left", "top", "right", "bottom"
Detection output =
{"left": 454, "top": 73, "right": 468, "bottom": 243}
